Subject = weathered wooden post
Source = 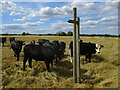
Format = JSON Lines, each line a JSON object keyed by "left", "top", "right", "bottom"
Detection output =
{"left": 73, "top": 7, "right": 77, "bottom": 83}
{"left": 68, "top": 7, "right": 80, "bottom": 83}
{"left": 76, "top": 17, "right": 80, "bottom": 83}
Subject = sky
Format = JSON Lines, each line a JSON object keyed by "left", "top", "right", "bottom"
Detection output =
{"left": 0, "top": 0, "right": 119, "bottom": 35}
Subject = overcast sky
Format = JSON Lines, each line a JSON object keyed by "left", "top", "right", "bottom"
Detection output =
{"left": 0, "top": 0, "right": 119, "bottom": 35}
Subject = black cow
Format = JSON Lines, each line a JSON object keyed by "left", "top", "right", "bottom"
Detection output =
{"left": 37, "top": 39, "right": 49, "bottom": 46}
{"left": 43, "top": 40, "right": 60, "bottom": 65}
{"left": 0, "top": 37, "right": 7, "bottom": 46}
{"left": 52, "top": 40, "right": 61, "bottom": 63}
{"left": 9, "top": 37, "right": 15, "bottom": 43}
{"left": 43, "top": 40, "right": 64, "bottom": 65}
{"left": 59, "top": 41, "right": 66, "bottom": 51}
{"left": 10, "top": 40, "right": 25, "bottom": 60}
{"left": 23, "top": 44, "right": 57, "bottom": 72}
{"left": 59, "top": 41, "right": 66, "bottom": 58}
{"left": 69, "top": 41, "right": 104, "bottom": 63}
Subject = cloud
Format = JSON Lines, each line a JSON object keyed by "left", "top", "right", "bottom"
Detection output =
{"left": 15, "top": 1, "right": 118, "bottom": 22}
{"left": 82, "top": 15, "right": 118, "bottom": 26}
{"left": 2, "top": 21, "right": 44, "bottom": 34}
{"left": 81, "top": 16, "right": 93, "bottom": 20}
{"left": 1, "top": 1, "right": 118, "bottom": 35}
{"left": 1, "top": 1, "right": 16, "bottom": 12}
{"left": 99, "top": 16, "right": 118, "bottom": 22}
{"left": 70, "top": 2, "right": 101, "bottom": 15}
{"left": 5, "top": 1, "right": 117, "bottom": 23}
{"left": 82, "top": 20, "right": 98, "bottom": 26}
{"left": 14, "top": 16, "right": 31, "bottom": 21}
{"left": 1, "top": 20, "right": 72, "bottom": 34}
{"left": 4, "top": 0, "right": 119, "bottom": 2}
{"left": 40, "top": 18, "right": 49, "bottom": 21}
{"left": 10, "top": 11, "right": 23, "bottom": 16}
{"left": 15, "top": 5, "right": 72, "bottom": 22}
{"left": 25, "top": 21, "right": 44, "bottom": 26}
{"left": 29, "top": 6, "right": 72, "bottom": 18}
{"left": 51, "top": 20, "right": 72, "bottom": 32}
{"left": 49, "top": 18, "right": 118, "bottom": 34}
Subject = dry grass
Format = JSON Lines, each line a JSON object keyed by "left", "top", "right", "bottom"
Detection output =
{"left": 1, "top": 36, "right": 119, "bottom": 88}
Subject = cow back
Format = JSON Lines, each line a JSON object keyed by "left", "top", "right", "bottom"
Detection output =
{"left": 69, "top": 41, "right": 96, "bottom": 56}
{"left": 80, "top": 43, "right": 96, "bottom": 55}
{"left": 24, "top": 44, "right": 55, "bottom": 62}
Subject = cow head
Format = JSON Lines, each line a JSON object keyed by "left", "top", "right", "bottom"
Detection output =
{"left": 95, "top": 44, "right": 104, "bottom": 53}
{"left": 18, "top": 41, "right": 25, "bottom": 51}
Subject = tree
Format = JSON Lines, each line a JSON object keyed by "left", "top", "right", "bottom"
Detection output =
{"left": 22, "top": 32, "right": 26, "bottom": 36}
{"left": 56, "top": 31, "right": 67, "bottom": 36}
{"left": 26, "top": 32, "right": 31, "bottom": 35}
{"left": 22, "top": 32, "right": 31, "bottom": 35}
{"left": 67, "top": 31, "right": 73, "bottom": 36}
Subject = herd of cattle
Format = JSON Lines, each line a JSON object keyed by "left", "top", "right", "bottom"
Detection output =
{"left": 0, "top": 37, "right": 104, "bottom": 72}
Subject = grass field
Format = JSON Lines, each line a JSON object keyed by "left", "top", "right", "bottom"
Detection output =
{"left": 1, "top": 36, "right": 119, "bottom": 88}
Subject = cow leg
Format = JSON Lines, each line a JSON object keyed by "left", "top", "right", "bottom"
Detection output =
{"left": 14, "top": 53, "right": 16, "bottom": 57}
{"left": 2, "top": 43, "right": 4, "bottom": 47}
{"left": 28, "top": 58, "right": 32, "bottom": 68}
{"left": 88, "top": 54, "right": 92, "bottom": 63}
{"left": 51, "top": 61, "right": 53, "bottom": 67}
{"left": 45, "top": 62, "right": 50, "bottom": 72}
{"left": 85, "top": 55, "right": 88, "bottom": 63}
{"left": 23, "top": 56, "right": 28, "bottom": 71}
{"left": 55, "top": 58, "right": 58, "bottom": 65}
{"left": 69, "top": 49, "right": 73, "bottom": 63}
{"left": 16, "top": 52, "right": 20, "bottom": 61}
{"left": 59, "top": 56, "right": 62, "bottom": 60}
{"left": 54, "top": 55, "right": 58, "bottom": 65}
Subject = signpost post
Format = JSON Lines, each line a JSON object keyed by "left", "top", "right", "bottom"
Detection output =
{"left": 68, "top": 7, "right": 80, "bottom": 83}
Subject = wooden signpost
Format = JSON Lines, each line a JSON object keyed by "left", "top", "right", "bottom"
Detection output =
{"left": 68, "top": 7, "right": 81, "bottom": 83}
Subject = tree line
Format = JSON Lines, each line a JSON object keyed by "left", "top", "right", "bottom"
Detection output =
{"left": 21, "top": 31, "right": 73, "bottom": 36}
{"left": 1, "top": 31, "right": 120, "bottom": 37}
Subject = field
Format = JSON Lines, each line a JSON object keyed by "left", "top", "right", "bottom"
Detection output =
{"left": 1, "top": 36, "right": 119, "bottom": 88}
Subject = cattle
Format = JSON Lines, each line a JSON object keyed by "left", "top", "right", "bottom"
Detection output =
{"left": 43, "top": 40, "right": 64, "bottom": 65}
{"left": 59, "top": 41, "right": 66, "bottom": 58}
{"left": 43, "top": 40, "right": 61, "bottom": 65}
{"left": 59, "top": 41, "right": 66, "bottom": 51}
{"left": 69, "top": 41, "right": 104, "bottom": 63}
{"left": 0, "top": 37, "right": 7, "bottom": 46}
{"left": 10, "top": 40, "right": 25, "bottom": 60}
{"left": 37, "top": 39, "right": 49, "bottom": 46}
{"left": 9, "top": 37, "right": 15, "bottom": 43}
{"left": 23, "top": 44, "right": 57, "bottom": 72}
{"left": 52, "top": 40, "right": 61, "bottom": 64}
